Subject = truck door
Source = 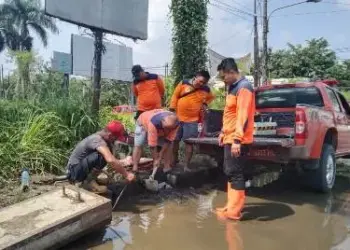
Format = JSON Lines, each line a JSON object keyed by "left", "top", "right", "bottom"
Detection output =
{"left": 325, "top": 87, "right": 347, "bottom": 153}
{"left": 335, "top": 91, "right": 350, "bottom": 155}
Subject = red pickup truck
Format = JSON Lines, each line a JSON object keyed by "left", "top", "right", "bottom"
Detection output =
{"left": 186, "top": 81, "right": 350, "bottom": 192}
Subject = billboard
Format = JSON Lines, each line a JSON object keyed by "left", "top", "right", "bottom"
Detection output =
{"left": 71, "top": 35, "right": 133, "bottom": 81}
{"left": 51, "top": 51, "right": 72, "bottom": 74}
{"left": 45, "top": 0, "right": 149, "bottom": 40}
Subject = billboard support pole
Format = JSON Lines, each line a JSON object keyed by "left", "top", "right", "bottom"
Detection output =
{"left": 92, "top": 29, "right": 103, "bottom": 115}
{"left": 62, "top": 73, "right": 69, "bottom": 97}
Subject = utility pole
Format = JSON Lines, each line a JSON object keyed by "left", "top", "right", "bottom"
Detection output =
{"left": 262, "top": 0, "right": 268, "bottom": 85}
{"left": 253, "top": 0, "right": 260, "bottom": 87}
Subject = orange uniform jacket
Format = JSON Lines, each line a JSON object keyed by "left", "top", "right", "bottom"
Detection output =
{"left": 132, "top": 73, "right": 165, "bottom": 111}
{"left": 138, "top": 109, "right": 179, "bottom": 147}
{"left": 170, "top": 80, "right": 215, "bottom": 122}
{"left": 222, "top": 77, "right": 255, "bottom": 145}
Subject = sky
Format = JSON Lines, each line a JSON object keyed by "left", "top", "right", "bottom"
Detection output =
{"left": 1, "top": 0, "right": 350, "bottom": 76}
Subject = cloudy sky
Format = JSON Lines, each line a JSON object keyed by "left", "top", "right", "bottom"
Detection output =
{"left": 1, "top": 0, "right": 350, "bottom": 76}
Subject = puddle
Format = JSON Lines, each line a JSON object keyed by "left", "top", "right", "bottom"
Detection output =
{"left": 65, "top": 177, "right": 350, "bottom": 250}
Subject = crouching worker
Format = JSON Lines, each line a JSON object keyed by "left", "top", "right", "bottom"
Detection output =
{"left": 132, "top": 109, "right": 179, "bottom": 173}
{"left": 66, "top": 121, "right": 135, "bottom": 199}
{"left": 216, "top": 58, "right": 255, "bottom": 220}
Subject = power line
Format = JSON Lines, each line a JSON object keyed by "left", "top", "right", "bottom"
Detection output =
{"left": 211, "top": 0, "right": 256, "bottom": 17}
{"left": 210, "top": 3, "right": 253, "bottom": 22}
{"left": 321, "top": 1, "right": 350, "bottom": 6}
{"left": 231, "top": 0, "right": 254, "bottom": 12}
{"left": 272, "top": 9, "right": 350, "bottom": 17}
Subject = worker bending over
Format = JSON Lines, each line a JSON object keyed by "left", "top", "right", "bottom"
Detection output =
{"left": 216, "top": 58, "right": 255, "bottom": 220}
{"left": 66, "top": 121, "right": 135, "bottom": 197}
{"left": 170, "top": 70, "right": 215, "bottom": 172}
{"left": 131, "top": 65, "right": 165, "bottom": 120}
{"left": 132, "top": 109, "right": 179, "bottom": 173}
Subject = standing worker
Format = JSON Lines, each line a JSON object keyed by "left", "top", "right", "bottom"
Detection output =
{"left": 170, "top": 70, "right": 215, "bottom": 172}
{"left": 132, "top": 109, "right": 179, "bottom": 173}
{"left": 216, "top": 58, "right": 255, "bottom": 220}
{"left": 66, "top": 121, "right": 135, "bottom": 198}
{"left": 131, "top": 65, "right": 165, "bottom": 120}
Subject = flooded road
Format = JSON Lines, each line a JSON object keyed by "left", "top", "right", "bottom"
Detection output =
{"left": 66, "top": 175, "right": 350, "bottom": 250}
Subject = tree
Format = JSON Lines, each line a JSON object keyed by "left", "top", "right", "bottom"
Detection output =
{"left": 326, "top": 59, "right": 350, "bottom": 88}
{"left": 268, "top": 38, "right": 337, "bottom": 79}
{"left": 8, "top": 50, "right": 35, "bottom": 98}
{"left": 170, "top": 0, "right": 209, "bottom": 84}
{"left": 0, "top": 14, "right": 20, "bottom": 53}
{"left": 0, "top": 0, "right": 58, "bottom": 51}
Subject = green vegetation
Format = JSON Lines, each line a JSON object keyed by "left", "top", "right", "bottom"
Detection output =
{"left": 268, "top": 38, "right": 336, "bottom": 80}
{"left": 99, "top": 106, "right": 135, "bottom": 132}
{"left": 0, "top": 51, "right": 136, "bottom": 183}
{"left": 0, "top": 46, "right": 178, "bottom": 183}
{"left": 209, "top": 88, "right": 225, "bottom": 110}
{"left": 170, "top": 0, "right": 209, "bottom": 84}
{"left": 267, "top": 38, "right": 350, "bottom": 95}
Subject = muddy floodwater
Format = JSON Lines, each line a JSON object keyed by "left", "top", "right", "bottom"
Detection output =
{"left": 65, "top": 175, "right": 350, "bottom": 250}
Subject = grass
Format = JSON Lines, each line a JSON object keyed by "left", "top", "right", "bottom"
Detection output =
{"left": 0, "top": 97, "right": 100, "bottom": 183}
{"left": 0, "top": 75, "right": 181, "bottom": 184}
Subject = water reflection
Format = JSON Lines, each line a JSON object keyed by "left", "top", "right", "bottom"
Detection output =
{"left": 224, "top": 222, "right": 243, "bottom": 250}
{"left": 196, "top": 190, "right": 217, "bottom": 228}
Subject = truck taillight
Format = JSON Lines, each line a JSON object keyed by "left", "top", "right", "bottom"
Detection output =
{"left": 295, "top": 109, "right": 307, "bottom": 139}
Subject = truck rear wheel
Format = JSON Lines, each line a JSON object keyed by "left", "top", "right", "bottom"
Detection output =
{"left": 304, "top": 144, "right": 336, "bottom": 193}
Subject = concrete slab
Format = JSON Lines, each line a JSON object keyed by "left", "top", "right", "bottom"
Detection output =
{"left": 0, "top": 185, "right": 112, "bottom": 250}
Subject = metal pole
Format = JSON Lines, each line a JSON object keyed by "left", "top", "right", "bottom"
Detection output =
{"left": 253, "top": 0, "right": 260, "bottom": 87}
{"left": 262, "top": 0, "right": 268, "bottom": 85}
{"left": 261, "top": 0, "right": 321, "bottom": 85}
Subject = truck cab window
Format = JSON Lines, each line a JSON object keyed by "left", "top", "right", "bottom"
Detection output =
{"left": 336, "top": 92, "right": 350, "bottom": 116}
{"left": 256, "top": 87, "right": 323, "bottom": 109}
{"left": 325, "top": 88, "right": 341, "bottom": 112}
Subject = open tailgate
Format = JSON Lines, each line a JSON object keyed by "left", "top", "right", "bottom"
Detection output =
{"left": 185, "top": 137, "right": 294, "bottom": 147}
{"left": 186, "top": 137, "right": 298, "bottom": 163}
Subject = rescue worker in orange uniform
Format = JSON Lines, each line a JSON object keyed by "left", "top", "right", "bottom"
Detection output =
{"left": 170, "top": 70, "right": 215, "bottom": 172}
{"left": 132, "top": 109, "right": 179, "bottom": 173}
{"left": 131, "top": 65, "right": 165, "bottom": 120}
{"left": 216, "top": 58, "right": 255, "bottom": 220}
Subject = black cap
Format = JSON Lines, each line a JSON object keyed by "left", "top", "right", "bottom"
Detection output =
{"left": 131, "top": 65, "right": 144, "bottom": 77}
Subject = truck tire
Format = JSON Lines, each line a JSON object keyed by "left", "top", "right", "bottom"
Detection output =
{"left": 304, "top": 144, "right": 336, "bottom": 193}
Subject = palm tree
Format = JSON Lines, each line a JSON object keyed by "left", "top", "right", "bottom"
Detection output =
{"left": 0, "top": 0, "right": 59, "bottom": 51}
{"left": 0, "top": 14, "right": 20, "bottom": 52}
{"left": 0, "top": 0, "right": 59, "bottom": 98}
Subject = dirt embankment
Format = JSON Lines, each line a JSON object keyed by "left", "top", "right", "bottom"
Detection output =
{"left": 0, "top": 175, "right": 56, "bottom": 209}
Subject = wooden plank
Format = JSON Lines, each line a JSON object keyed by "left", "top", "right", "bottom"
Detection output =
{"left": 0, "top": 186, "right": 112, "bottom": 250}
